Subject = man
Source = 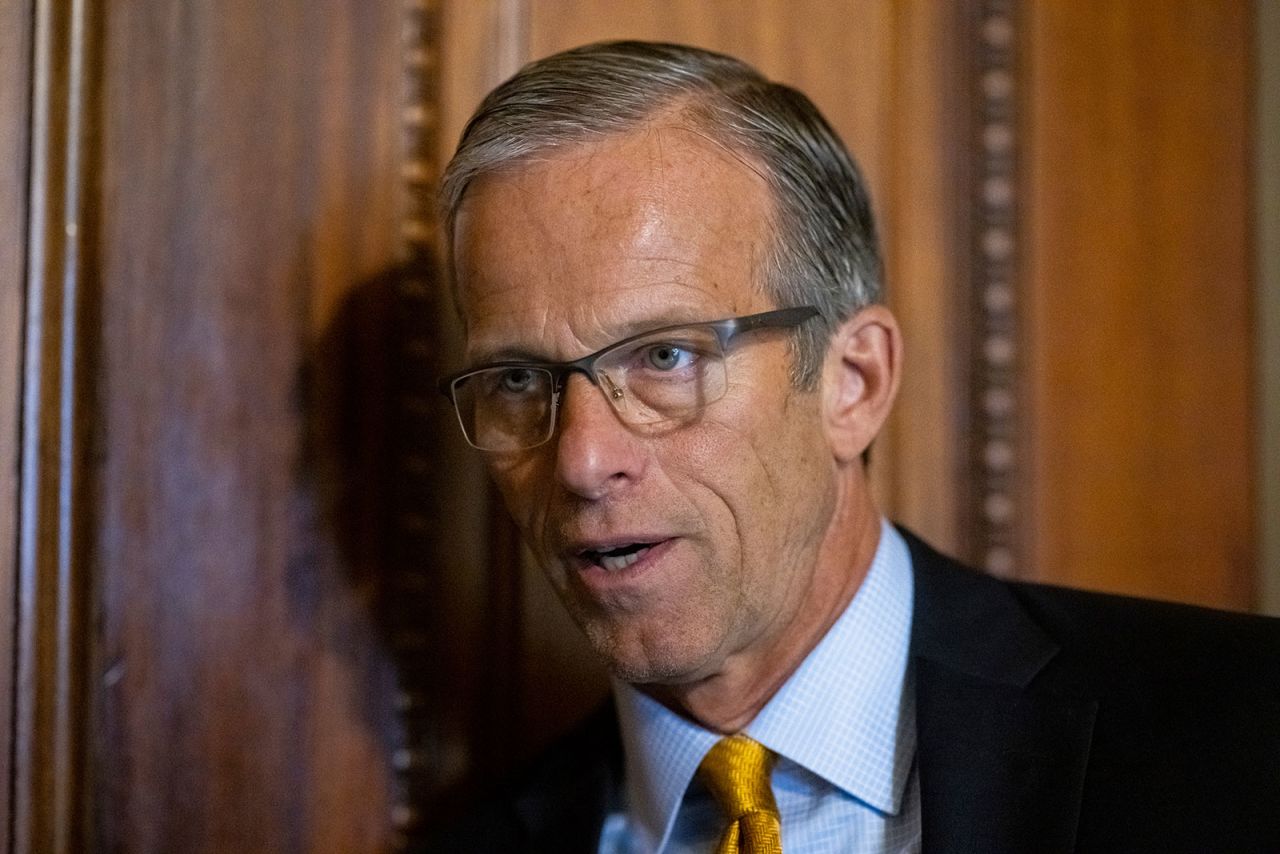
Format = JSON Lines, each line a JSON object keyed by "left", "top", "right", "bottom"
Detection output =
{"left": 428, "top": 41, "right": 1280, "bottom": 853}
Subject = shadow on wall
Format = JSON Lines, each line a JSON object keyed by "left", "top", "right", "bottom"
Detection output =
{"left": 298, "top": 257, "right": 530, "bottom": 847}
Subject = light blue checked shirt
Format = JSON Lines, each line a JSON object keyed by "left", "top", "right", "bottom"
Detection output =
{"left": 598, "top": 519, "right": 920, "bottom": 854}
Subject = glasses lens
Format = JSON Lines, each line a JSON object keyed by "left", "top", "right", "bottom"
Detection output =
{"left": 452, "top": 367, "right": 555, "bottom": 451}
{"left": 596, "top": 326, "right": 727, "bottom": 424}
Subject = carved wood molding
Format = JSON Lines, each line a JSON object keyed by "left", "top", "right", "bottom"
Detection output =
{"left": 390, "top": 6, "right": 534, "bottom": 846}
{"left": 959, "top": 0, "right": 1027, "bottom": 579}
{"left": 14, "top": 1, "right": 103, "bottom": 851}
{"left": 388, "top": 0, "right": 444, "bottom": 849}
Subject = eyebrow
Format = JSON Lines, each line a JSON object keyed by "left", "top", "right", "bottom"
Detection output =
{"left": 465, "top": 344, "right": 552, "bottom": 366}
{"left": 464, "top": 310, "right": 718, "bottom": 369}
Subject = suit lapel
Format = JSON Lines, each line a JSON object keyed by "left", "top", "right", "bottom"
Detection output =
{"left": 914, "top": 659, "right": 1096, "bottom": 853}
{"left": 904, "top": 530, "right": 1096, "bottom": 854}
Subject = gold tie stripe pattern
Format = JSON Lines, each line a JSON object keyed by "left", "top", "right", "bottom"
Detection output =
{"left": 697, "top": 735, "right": 783, "bottom": 854}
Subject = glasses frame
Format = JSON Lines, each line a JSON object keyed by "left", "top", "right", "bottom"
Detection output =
{"left": 438, "top": 305, "right": 820, "bottom": 450}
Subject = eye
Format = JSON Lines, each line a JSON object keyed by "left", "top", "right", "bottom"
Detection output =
{"left": 644, "top": 344, "right": 694, "bottom": 371}
{"left": 498, "top": 368, "right": 537, "bottom": 393}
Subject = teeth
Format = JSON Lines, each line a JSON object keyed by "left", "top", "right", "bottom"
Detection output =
{"left": 595, "top": 545, "right": 651, "bottom": 572}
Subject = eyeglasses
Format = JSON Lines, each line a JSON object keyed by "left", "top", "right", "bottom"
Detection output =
{"left": 439, "top": 306, "right": 820, "bottom": 451}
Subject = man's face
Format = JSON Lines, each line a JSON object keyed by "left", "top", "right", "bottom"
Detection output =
{"left": 452, "top": 125, "right": 840, "bottom": 687}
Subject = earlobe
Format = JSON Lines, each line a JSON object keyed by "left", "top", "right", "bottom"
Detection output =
{"left": 821, "top": 305, "right": 902, "bottom": 464}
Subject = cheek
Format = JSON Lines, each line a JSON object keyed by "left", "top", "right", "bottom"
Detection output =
{"left": 662, "top": 416, "right": 793, "bottom": 539}
{"left": 673, "top": 393, "right": 831, "bottom": 552}
{"left": 487, "top": 454, "right": 554, "bottom": 540}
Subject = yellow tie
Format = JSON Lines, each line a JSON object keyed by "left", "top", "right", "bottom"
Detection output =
{"left": 696, "top": 735, "right": 783, "bottom": 854}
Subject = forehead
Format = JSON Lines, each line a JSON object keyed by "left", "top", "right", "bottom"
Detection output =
{"left": 451, "top": 123, "right": 777, "bottom": 360}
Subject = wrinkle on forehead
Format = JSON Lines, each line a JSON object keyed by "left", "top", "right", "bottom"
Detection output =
{"left": 454, "top": 120, "right": 777, "bottom": 362}
{"left": 465, "top": 279, "right": 737, "bottom": 365}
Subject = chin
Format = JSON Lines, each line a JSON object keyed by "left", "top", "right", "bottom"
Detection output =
{"left": 584, "top": 620, "right": 720, "bottom": 687}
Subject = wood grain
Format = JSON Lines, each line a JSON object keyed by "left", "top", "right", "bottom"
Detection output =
{"left": 1261, "top": 0, "right": 1280, "bottom": 616}
{"left": 13, "top": 1, "right": 102, "bottom": 850}
{"left": 879, "top": 1, "right": 970, "bottom": 556}
{"left": 0, "top": 0, "right": 32, "bottom": 843}
{"left": 526, "top": 0, "right": 892, "bottom": 194}
{"left": 83, "top": 1, "right": 406, "bottom": 850}
{"left": 1025, "top": 1, "right": 1254, "bottom": 608}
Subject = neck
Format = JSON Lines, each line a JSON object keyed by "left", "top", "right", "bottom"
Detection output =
{"left": 646, "top": 480, "right": 883, "bottom": 733}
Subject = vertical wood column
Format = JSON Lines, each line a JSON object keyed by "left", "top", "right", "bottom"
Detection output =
{"left": 14, "top": 1, "right": 102, "bottom": 850}
{"left": 0, "top": 0, "right": 33, "bottom": 845}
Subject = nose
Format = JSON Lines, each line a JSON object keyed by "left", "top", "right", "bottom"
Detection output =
{"left": 552, "top": 372, "right": 645, "bottom": 500}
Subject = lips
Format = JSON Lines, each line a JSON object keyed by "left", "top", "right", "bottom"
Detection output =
{"left": 580, "top": 542, "right": 655, "bottom": 571}
{"left": 569, "top": 536, "right": 674, "bottom": 575}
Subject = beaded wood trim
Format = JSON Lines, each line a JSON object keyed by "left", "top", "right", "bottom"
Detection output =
{"left": 388, "top": 0, "right": 442, "bottom": 848}
{"left": 963, "top": 0, "right": 1026, "bottom": 578}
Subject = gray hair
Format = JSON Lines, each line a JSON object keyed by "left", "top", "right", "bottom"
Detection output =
{"left": 440, "top": 40, "right": 882, "bottom": 387}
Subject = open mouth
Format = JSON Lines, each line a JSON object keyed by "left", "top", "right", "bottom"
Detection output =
{"left": 581, "top": 542, "right": 655, "bottom": 572}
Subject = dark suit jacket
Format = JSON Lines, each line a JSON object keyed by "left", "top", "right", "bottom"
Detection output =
{"left": 426, "top": 529, "right": 1280, "bottom": 853}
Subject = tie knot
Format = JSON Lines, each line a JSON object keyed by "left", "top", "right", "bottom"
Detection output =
{"left": 697, "top": 735, "right": 779, "bottom": 820}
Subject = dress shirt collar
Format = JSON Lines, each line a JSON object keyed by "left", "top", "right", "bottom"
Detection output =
{"left": 612, "top": 519, "right": 915, "bottom": 853}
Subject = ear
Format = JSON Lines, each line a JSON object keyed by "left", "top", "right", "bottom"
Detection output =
{"left": 820, "top": 305, "right": 902, "bottom": 464}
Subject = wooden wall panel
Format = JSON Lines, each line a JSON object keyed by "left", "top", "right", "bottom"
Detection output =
{"left": 880, "top": 2, "right": 969, "bottom": 557}
{"left": 1025, "top": 1, "right": 1254, "bottom": 609}
{"left": 1261, "top": 0, "right": 1280, "bottom": 616}
{"left": 526, "top": 1, "right": 893, "bottom": 192}
{"left": 1, "top": 2, "right": 33, "bottom": 850}
{"left": 81, "top": 1, "right": 406, "bottom": 851}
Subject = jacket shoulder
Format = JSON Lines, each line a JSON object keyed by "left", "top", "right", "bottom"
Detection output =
{"left": 1006, "top": 572, "right": 1280, "bottom": 693}
{"left": 903, "top": 526, "right": 1280, "bottom": 846}
{"left": 901, "top": 523, "right": 1280, "bottom": 692}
